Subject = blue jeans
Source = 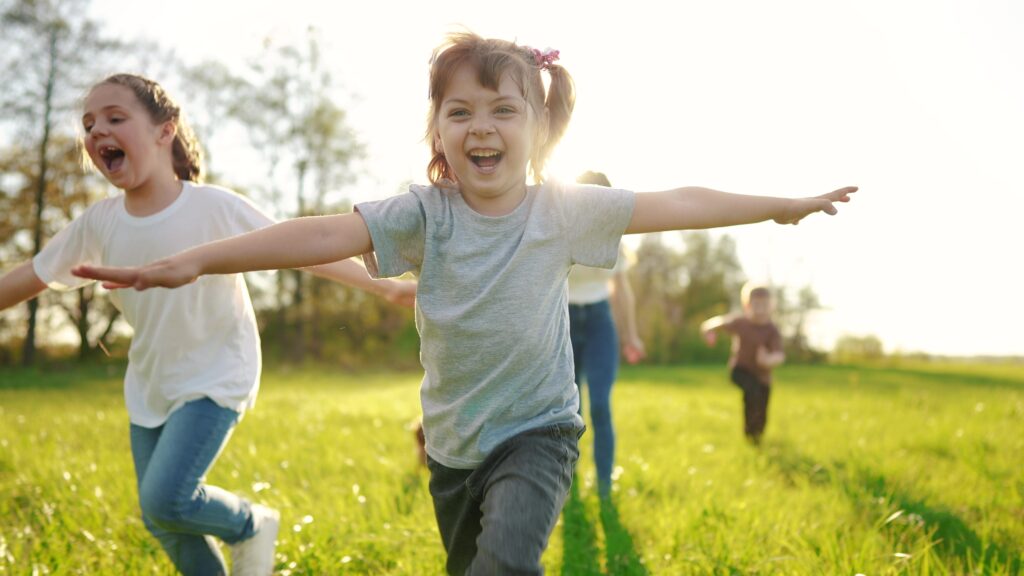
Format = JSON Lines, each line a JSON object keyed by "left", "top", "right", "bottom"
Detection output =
{"left": 130, "top": 397, "right": 255, "bottom": 575}
{"left": 427, "top": 423, "right": 582, "bottom": 575}
{"left": 568, "top": 300, "right": 619, "bottom": 491}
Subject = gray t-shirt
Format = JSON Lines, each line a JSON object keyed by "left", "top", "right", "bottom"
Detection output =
{"left": 356, "top": 181, "right": 635, "bottom": 468}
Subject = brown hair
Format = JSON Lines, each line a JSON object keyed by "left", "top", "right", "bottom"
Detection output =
{"left": 89, "top": 74, "right": 204, "bottom": 182}
{"left": 741, "top": 282, "right": 773, "bottom": 306}
{"left": 425, "top": 32, "right": 575, "bottom": 185}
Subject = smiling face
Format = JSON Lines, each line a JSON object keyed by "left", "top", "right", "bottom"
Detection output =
{"left": 81, "top": 83, "right": 174, "bottom": 191}
{"left": 433, "top": 63, "right": 547, "bottom": 214}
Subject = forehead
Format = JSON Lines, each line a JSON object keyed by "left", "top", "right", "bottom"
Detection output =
{"left": 442, "top": 63, "right": 526, "bottom": 104}
{"left": 83, "top": 84, "right": 139, "bottom": 116}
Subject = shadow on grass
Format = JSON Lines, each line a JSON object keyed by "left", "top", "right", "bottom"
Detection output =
{"left": 560, "top": 477, "right": 649, "bottom": 576}
{"left": 849, "top": 467, "right": 1021, "bottom": 573}
{"left": 766, "top": 441, "right": 1021, "bottom": 573}
{"left": 599, "top": 496, "right": 649, "bottom": 576}
{"left": 561, "top": 479, "right": 601, "bottom": 576}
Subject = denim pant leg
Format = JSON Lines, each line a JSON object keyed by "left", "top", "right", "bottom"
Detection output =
{"left": 428, "top": 424, "right": 581, "bottom": 576}
{"left": 569, "top": 300, "right": 619, "bottom": 489}
{"left": 130, "top": 397, "right": 254, "bottom": 576}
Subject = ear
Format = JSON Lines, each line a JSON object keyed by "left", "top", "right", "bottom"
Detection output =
{"left": 433, "top": 132, "right": 443, "bottom": 153}
{"left": 157, "top": 121, "right": 177, "bottom": 145}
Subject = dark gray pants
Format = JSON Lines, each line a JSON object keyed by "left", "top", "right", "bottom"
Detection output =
{"left": 427, "top": 423, "right": 582, "bottom": 575}
{"left": 731, "top": 366, "right": 771, "bottom": 441}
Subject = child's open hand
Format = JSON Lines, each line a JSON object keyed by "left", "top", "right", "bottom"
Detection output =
{"left": 774, "top": 186, "right": 857, "bottom": 225}
{"left": 72, "top": 257, "right": 200, "bottom": 291}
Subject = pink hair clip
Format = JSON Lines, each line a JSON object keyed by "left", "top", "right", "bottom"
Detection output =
{"left": 529, "top": 47, "right": 560, "bottom": 71}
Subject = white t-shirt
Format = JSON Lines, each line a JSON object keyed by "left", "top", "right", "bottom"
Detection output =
{"left": 567, "top": 245, "right": 628, "bottom": 305}
{"left": 33, "top": 181, "right": 274, "bottom": 427}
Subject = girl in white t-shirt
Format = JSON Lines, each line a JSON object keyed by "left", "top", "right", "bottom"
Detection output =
{"left": 0, "top": 74, "right": 413, "bottom": 575}
{"left": 567, "top": 171, "right": 646, "bottom": 498}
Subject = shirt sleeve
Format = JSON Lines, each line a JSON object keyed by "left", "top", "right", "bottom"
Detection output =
{"left": 719, "top": 317, "right": 741, "bottom": 334}
{"left": 354, "top": 189, "right": 426, "bottom": 278}
{"left": 227, "top": 193, "right": 277, "bottom": 234}
{"left": 32, "top": 209, "right": 103, "bottom": 291}
{"left": 561, "top": 182, "right": 635, "bottom": 269}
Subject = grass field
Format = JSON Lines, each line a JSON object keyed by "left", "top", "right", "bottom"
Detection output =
{"left": 1, "top": 363, "right": 1021, "bottom": 575}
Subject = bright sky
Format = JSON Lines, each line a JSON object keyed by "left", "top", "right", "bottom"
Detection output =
{"left": 90, "top": 0, "right": 1024, "bottom": 357}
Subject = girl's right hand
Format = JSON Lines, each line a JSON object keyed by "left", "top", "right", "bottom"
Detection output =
{"left": 773, "top": 186, "right": 857, "bottom": 225}
{"left": 72, "top": 257, "right": 200, "bottom": 290}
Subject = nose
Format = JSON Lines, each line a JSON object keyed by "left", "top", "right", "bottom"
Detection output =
{"left": 89, "top": 120, "right": 109, "bottom": 138}
{"left": 469, "top": 119, "right": 495, "bottom": 136}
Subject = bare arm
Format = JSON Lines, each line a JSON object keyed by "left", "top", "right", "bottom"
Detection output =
{"left": 700, "top": 315, "right": 733, "bottom": 346}
{"left": 757, "top": 347, "right": 786, "bottom": 368}
{"left": 0, "top": 262, "right": 48, "bottom": 311}
{"left": 304, "top": 259, "right": 416, "bottom": 308}
{"left": 73, "top": 213, "right": 372, "bottom": 290}
{"left": 610, "top": 271, "right": 645, "bottom": 364}
{"left": 626, "top": 186, "right": 856, "bottom": 234}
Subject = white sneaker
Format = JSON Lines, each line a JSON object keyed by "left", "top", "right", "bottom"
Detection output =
{"left": 230, "top": 504, "right": 279, "bottom": 576}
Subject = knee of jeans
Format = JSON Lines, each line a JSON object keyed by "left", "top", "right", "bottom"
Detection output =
{"left": 139, "top": 484, "right": 190, "bottom": 528}
{"left": 589, "top": 402, "right": 612, "bottom": 427}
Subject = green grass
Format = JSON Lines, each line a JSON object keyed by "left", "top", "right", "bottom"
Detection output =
{"left": 1, "top": 363, "right": 1021, "bottom": 574}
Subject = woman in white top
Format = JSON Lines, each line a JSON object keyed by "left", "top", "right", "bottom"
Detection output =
{"left": 0, "top": 74, "right": 413, "bottom": 575}
{"left": 568, "top": 171, "right": 646, "bottom": 497}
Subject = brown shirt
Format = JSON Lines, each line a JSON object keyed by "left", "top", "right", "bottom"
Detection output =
{"left": 723, "top": 317, "right": 783, "bottom": 385}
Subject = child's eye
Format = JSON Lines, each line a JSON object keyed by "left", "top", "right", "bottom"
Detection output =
{"left": 110, "top": 116, "right": 124, "bottom": 124}
{"left": 83, "top": 123, "right": 93, "bottom": 133}
{"left": 495, "top": 106, "right": 516, "bottom": 115}
{"left": 448, "top": 109, "right": 469, "bottom": 118}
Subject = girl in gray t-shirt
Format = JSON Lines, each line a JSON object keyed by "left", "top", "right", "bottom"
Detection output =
{"left": 73, "top": 34, "right": 856, "bottom": 574}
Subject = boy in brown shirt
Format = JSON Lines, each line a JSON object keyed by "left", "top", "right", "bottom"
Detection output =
{"left": 701, "top": 283, "right": 785, "bottom": 445}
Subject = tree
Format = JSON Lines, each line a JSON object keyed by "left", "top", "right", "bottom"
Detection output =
{"left": 628, "top": 231, "right": 745, "bottom": 363}
{"left": 832, "top": 334, "right": 884, "bottom": 364}
{"left": 224, "top": 28, "right": 363, "bottom": 361}
{"left": 774, "top": 284, "right": 827, "bottom": 363}
{"left": 0, "top": 0, "right": 170, "bottom": 364}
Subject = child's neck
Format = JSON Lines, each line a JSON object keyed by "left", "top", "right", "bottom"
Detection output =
{"left": 123, "top": 171, "right": 183, "bottom": 217}
{"left": 460, "top": 182, "right": 528, "bottom": 217}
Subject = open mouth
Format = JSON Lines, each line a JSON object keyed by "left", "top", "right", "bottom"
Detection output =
{"left": 468, "top": 149, "right": 502, "bottom": 170}
{"left": 98, "top": 145, "right": 126, "bottom": 172}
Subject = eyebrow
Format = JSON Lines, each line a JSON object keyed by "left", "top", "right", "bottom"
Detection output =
{"left": 82, "top": 105, "right": 128, "bottom": 120}
{"left": 442, "top": 95, "right": 524, "bottom": 107}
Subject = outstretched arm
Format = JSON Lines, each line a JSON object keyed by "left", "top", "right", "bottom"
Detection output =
{"left": 700, "top": 315, "right": 732, "bottom": 346}
{"left": 0, "top": 262, "right": 48, "bottom": 311}
{"left": 73, "top": 213, "right": 372, "bottom": 290}
{"left": 610, "top": 271, "right": 645, "bottom": 364}
{"left": 304, "top": 259, "right": 416, "bottom": 308}
{"left": 626, "top": 186, "right": 856, "bottom": 234}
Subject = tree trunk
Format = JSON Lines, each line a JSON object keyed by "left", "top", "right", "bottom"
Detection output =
{"left": 23, "top": 29, "right": 58, "bottom": 366}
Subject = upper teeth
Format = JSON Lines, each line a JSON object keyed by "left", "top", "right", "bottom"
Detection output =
{"left": 471, "top": 150, "right": 499, "bottom": 157}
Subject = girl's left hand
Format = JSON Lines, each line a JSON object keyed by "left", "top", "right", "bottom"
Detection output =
{"left": 622, "top": 338, "right": 646, "bottom": 364}
{"left": 774, "top": 186, "right": 857, "bottom": 225}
